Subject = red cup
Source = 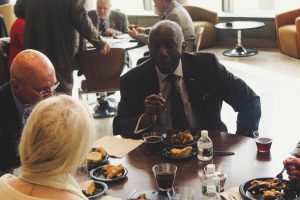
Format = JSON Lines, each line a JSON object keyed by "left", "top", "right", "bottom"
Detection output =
{"left": 255, "top": 137, "right": 272, "bottom": 153}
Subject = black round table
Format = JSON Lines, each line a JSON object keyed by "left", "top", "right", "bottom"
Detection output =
{"left": 215, "top": 21, "right": 265, "bottom": 57}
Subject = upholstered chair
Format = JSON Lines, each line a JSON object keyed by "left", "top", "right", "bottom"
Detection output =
{"left": 275, "top": 9, "right": 300, "bottom": 59}
{"left": 183, "top": 5, "right": 218, "bottom": 49}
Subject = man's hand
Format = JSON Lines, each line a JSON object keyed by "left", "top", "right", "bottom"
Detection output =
{"left": 103, "top": 28, "right": 117, "bottom": 37}
{"left": 283, "top": 158, "right": 300, "bottom": 182}
{"left": 139, "top": 93, "right": 166, "bottom": 129}
{"left": 100, "top": 42, "right": 110, "bottom": 55}
{"left": 128, "top": 28, "right": 139, "bottom": 39}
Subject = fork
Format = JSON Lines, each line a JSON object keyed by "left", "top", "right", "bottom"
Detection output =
{"left": 276, "top": 166, "right": 286, "bottom": 179}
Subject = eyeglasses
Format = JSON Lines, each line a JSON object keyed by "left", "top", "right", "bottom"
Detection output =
{"left": 38, "top": 81, "right": 60, "bottom": 97}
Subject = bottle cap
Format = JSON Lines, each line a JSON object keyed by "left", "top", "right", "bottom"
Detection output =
{"left": 201, "top": 130, "right": 208, "bottom": 137}
{"left": 206, "top": 164, "right": 215, "bottom": 174}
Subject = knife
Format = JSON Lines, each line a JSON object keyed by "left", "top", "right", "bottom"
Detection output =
{"left": 213, "top": 151, "right": 235, "bottom": 156}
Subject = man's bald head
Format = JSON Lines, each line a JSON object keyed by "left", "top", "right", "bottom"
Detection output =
{"left": 10, "top": 49, "right": 57, "bottom": 105}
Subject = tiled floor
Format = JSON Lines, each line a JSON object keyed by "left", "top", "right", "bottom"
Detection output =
{"left": 74, "top": 47, "right": 300, "bottom": 144}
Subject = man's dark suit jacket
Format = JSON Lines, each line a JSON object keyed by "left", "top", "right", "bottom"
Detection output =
{"left": 0, "top": 83, "right": 21, "bottom": 171}
{"left": 113, "top": 52, "right": 261, "bottom": 138}
{"left": 88, "top": 10, "right": 128, "bottom": 33}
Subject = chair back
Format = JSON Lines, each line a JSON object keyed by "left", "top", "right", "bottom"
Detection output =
{"left": 78, "top": 48, "right": 125, "bottom": 93}
{"left": 195, "top": 27, "right": 204, "bottom": 52}
{"left": 0, "top": 3, "right": 15, "bottom": 33}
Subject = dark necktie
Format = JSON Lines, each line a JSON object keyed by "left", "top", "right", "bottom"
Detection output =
{"left": 99, "top": 18, "right": 106, "bottom": 34}
{"left": 167, "top": 74, "right": 188, "bottom": 130}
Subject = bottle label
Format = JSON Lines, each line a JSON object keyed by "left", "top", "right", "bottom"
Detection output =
{"left": 203, "top": 147, "right": 213, "bottom": 157}
{"left": 202, "top": 184, "right": 217, "bottom": 196}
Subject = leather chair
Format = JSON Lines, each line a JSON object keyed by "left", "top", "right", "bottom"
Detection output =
{"left": 275, "top": 8, "right": 300, "bottom": 59}
{"left": 78, "top": 48, "right": 125, "bottom": 118}
{"left": 183, "top": 5, "right": 218, "bottom": 49}
{"left": 0, "top": 3, "right": 15, "bottom": 33}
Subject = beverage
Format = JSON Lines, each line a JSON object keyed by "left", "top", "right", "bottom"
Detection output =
{"left": 255, "top": 137, "right": 272, "bottom": 153}
{"left": 152, "top": 163, "right": 177, "bottom": 191}
{"left": 155, "top": 172, "right": 175, "bottom": 191}
{"left": 197, "top": 130, "right": 213, "bottom": 161}
{"left": 144, "top": 135, "right": 162, "bottom": 153}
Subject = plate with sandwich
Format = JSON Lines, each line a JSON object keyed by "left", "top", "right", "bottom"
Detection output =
{"left": 87, "top": 146, "right": 109, "bottom": 170}
{"left": 80, "top": 180, "right": 108, "bottom": 199}
{"left": 90, "top": 164, "right": 128, "bottom": 182}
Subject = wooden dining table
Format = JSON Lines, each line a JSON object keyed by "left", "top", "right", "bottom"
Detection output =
{"left": 79, "top": 131, "right": 296, "bottom": 199}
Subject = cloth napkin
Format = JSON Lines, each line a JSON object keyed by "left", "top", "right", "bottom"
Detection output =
{"left": 93, "top": 135, "right": 143, "bottom": 158}
{"left": 220, "top": 187, "right": 243, "bottom": 200}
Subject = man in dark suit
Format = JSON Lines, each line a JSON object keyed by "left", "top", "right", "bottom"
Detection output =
{"left": 113, "top": 20, "right": 261, "bottom": 139}
{"left": 0, "top": 49, "right": 57, "bottom": 172}
{"left": 88, "top": 0, "right": 128, "bottom": 36}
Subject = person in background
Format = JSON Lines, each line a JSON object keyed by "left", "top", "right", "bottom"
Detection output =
{"left": 7, "top": 18, "right": 25, "bottom": 69}
{"left": 113, "top": 20, "right": 261, "bottom": 139}
{"left": 0, "top": 49, "right": 57, "bottom": 173}
{"left": 14, "top": 0, "right": 110, "bottom": 95}
{"left": 0, "top": 95, "right": 95, "bottom": 199}
{"left": 88, "top": 0, "right": 128, "bottom": 36}
{"left": 128, "top": 0, "right": 195, "bottom": 52}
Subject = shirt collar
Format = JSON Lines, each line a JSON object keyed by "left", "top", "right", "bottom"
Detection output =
{"left": 155, "top": 59, "right": 183, "bottom": 84}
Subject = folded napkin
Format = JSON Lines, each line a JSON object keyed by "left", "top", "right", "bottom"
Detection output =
{"left": 220, "top": 187, "right": 243, "bottom": 200}
{"left": 291, "top": 141, "right": 300, "bottom": 157}
{"left": 93, "top": 135, "right": 143, "bottom": 158}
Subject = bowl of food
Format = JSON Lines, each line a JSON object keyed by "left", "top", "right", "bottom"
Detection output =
{"left": 162, "top": 146, "right": 196, "bottom": 160}
{"left": 80, "top": 180, "right": 108, "bottom": 199}
{"left": 162, "top": 130, "right": 200, "bottom": 148}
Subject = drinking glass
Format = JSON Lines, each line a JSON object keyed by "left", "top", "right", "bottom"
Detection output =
{"left": 152, "top": 163, "right": 177, "bottom": 191}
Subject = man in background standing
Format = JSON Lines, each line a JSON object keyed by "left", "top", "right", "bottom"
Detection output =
{"left": 88, "top": 0, "right": 129, "bottom": 36}
{"left": 14, "top": 0, "right": 110, "bottom": 94}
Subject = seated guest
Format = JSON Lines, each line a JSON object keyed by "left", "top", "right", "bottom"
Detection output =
{"left": 128, "top": 0, "right": 195, "bottom": 52}
{"left": 0, "top": 95, "right": 95, "bottom": 199}
{"left": 7, "top": 18, "right": 25, "bottom": 69}
{"left": 88, "top": 0, "right": 129, "bottom": 36}
{"left": 0, "top": 49, "right": 57, "bottom": 172}
{"left": 113, "top": 20, "right": 261, "bottom": 139}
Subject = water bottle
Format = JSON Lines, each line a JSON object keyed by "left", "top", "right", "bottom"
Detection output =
{"left": 201, "top": 164, "right": 220, "bottom": 200}
{"left": 197, "top": 130, "right": 213, "bottom": 161}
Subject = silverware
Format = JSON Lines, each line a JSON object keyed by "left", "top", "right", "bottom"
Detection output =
{"left": 276, "top": 166, "right": 286, "bottom": 179}
{"left": 229, "top": 194, "right": 238, "bottom": 200}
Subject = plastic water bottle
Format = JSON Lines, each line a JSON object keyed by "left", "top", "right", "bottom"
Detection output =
{"left": 197, "top": 130, "right": 213, "bottom": 161}
{"left": 201, "top": 164, "right": 220, "bottom": 200}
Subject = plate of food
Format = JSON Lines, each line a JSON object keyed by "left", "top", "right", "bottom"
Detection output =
{"left": 239, "top": 177, "right": 300, "bottom": 200}
{"left": 87, "top": 146, "right": 109, "bottom": 170}
{"left": 90, "top": 164, "right": 128, "bottom": 182}
{"left": 162, "top": 146, "right": 196, "bottom": 160}
{"left": 162, "top": 130, "right": 200, "bottom": 148}
{"left": 80, "top": 180, "right": 108, "bottom": 199}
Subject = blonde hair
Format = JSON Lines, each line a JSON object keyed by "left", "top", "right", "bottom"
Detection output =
{"left": 19, "top": 95, "right": 95, "bottom": 177}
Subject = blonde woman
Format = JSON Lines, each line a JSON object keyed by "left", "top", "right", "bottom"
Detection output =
{"left": 0, "top": 95, "right": 95, "bottom": 199}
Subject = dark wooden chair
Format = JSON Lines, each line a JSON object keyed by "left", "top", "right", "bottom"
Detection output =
{"left": 78, "top": 48, "right": 125, "bottom": 118}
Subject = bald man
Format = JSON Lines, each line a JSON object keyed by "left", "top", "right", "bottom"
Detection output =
{"left": 88, "top": 0, "right": 129, "bottom": 36}
{"left": 0, "top": 49, "right": 57, "bottom": 172}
